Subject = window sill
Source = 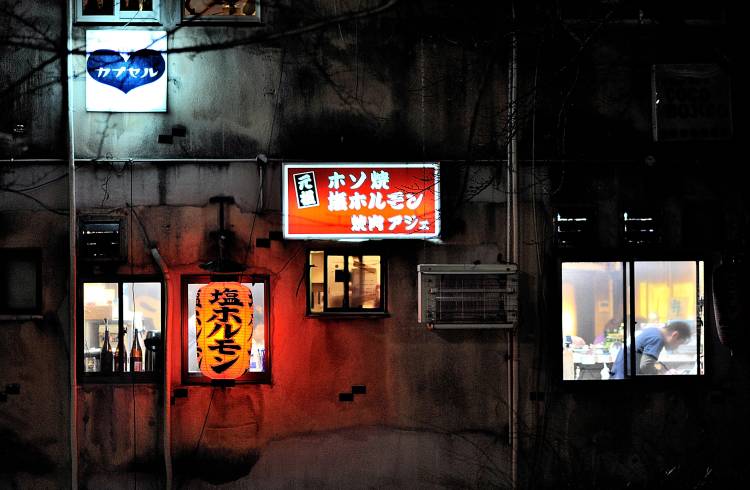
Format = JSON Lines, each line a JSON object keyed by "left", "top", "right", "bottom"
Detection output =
{"left": 306, "top": 311, "right": 390, "bottom": 320}
{"left": 181, "top": 373, "right": 271, "bottom": 385}
{"left": 80, "top": 372, "right": 161, "bottom": 384}
{"left": 559, "top": 373, "right": 708, "bottom": 393}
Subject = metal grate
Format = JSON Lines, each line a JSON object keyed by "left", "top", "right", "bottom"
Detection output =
{"left": 430, "top": 273, "right": 518, "bottom": 324}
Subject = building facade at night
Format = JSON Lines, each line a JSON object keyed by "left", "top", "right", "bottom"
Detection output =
{"left": 1, "top": 1, "right": 747, "bottom": 488}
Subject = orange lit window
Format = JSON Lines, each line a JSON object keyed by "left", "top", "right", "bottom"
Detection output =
{"left": 561, "top": 260, "right": 705, "bottom": 382}
{"left": 182, "top": 275, "right": 270, "bottom": 384}
{"left": 308, "top": 251, "right": 386, "bottom": 315}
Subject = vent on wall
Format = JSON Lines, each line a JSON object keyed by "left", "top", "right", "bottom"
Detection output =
{"left": 78, "top": 217, "right": 126, "bottom": 263}
{"left": 418, "top": 264, "right": 519, "bottom": 329}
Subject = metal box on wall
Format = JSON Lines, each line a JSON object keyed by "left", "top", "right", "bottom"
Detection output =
{"left": 418, "top": 264, "right": 519, "bottom": 329}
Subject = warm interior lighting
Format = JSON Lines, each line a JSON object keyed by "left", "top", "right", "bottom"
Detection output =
{"left": 195, "top": 282, "right": 253, "bottom": 379}
{"left": 562, "top": 282, "right": 577, "bottom": 337}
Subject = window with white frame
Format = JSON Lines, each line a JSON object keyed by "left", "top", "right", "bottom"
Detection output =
{"left": 561, "top": 260, "right": 705, "bottom": 381}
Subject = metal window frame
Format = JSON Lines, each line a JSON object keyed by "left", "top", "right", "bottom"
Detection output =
{"left": 558, "top": 253, "right": 707, "bottom": 387}
{"left": 306, "top": 250, "right": 387, "bottom": 316}
{"left": 77, "top": 275, "right": 163, "bottom": 384}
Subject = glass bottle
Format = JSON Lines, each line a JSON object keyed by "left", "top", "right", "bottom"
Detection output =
{"left": 100, "top": 318, "right": 114, "bottom": 373}
{"left": 130, "top": 328, "right": 144, "bottom": 372}
{"left": 114, "top": 326, "right": 128, "bottom": 372}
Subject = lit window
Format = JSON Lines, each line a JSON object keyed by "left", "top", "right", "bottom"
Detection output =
{"left": 76, "top": 0, "right": 161, "bottom": 23}
{"left": 183, "top": 0, "right": 261, "bottom": 23}
{"left": 308, "top": 251, "right": 385, "bottom": 314}
{"left": 183, "top": 275, "right": 270, "bottom": 384}
{"left": 79, "top": 278, "right": 163, "bottom": 380}
{"left": 0, "top": 249, "right": 42, "bottom": 314}
{"left": 561, "top": 260, "right": 704, "bottom": 381}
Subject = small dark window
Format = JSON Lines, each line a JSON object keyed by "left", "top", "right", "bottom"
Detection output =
{"left": 554, "top": 207, "right": 597, "bottom": 249}
{"left": 0, "top": 249, "right": 42, "bottom": 314}
{"left": 308, "top": 251, "right": 386, "bottom": 314}
{"left": 623, "top": 211, "right": 660, "bottom": 247}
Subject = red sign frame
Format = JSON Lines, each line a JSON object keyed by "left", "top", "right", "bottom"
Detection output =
{"left": 283, "top": 163, "right": 440, "bottom": 239}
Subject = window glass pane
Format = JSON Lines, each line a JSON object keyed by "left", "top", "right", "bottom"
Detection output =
{"left": 187, "top": 282, "right": 266, "bottom": 374}
{"left": 120, "top": 0, "right": 153, "bottom": 11}
{"left": 348, "top": 255, "right": 381, "bottom": 309}
{"left": 4, "top": 258, "right": 37, "bottom": 310}
{"left": 633, "top": 261, "right": 702, "bottom": 376}
{"left": 309, "top": 251, "right": 325, "bottom": 313}
{"left": 326, "top": 256, "right": 345, "bottom": 308}
{"left": 82, "top": 0, "right": 115, "bottom": 15}
{"left": 184, "top": 0, "right": 257, "bottom": 17}
{"left": 83, "top": 282, "right": 118, "bottom": 373}
{"left": 561, "top": 262, "right": 624, "bottom": 381}
{"left": 123, "top": 282, "right": 162, "bottom": 372}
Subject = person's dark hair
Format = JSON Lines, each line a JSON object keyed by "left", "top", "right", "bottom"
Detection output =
{"left": 665, "top": 320, "right": 692, "bottom": 340}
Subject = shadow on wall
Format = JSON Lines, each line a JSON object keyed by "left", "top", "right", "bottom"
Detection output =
{"left": 175, "top": 448, "right": 260, "bottom": 486}
{"left": 0, "top": 428, "right": 56, "bottom": 477}
{"left": 177, "top": 426, "right": 510, "bottom": 488}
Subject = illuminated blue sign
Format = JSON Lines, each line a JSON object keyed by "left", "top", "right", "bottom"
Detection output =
{"left": 85, "top": 30, "right": 167, "bottom": 112}
{"left": 87, "top": 49, "right": 165, "bottom": 94}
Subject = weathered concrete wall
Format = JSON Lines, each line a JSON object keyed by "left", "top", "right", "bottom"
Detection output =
{"left": 65, "top": 161, "right": 515, "bottom": 487}
{"left": 0, "top": 208, "right": 70, "bottom": 488}
{"left": 3, "top": 1, "right": 749, "bottom": 489}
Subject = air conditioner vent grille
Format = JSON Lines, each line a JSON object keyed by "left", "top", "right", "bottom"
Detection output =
{"left": 431, "top": 274, "right": 516, "bottom": 323}
{"left": 418, "top": 264, "right": 519, "bottom": 329}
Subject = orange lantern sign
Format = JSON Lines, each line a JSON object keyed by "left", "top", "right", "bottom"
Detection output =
{"left": 195, "top": 282, "right": 253, "bottom": 379}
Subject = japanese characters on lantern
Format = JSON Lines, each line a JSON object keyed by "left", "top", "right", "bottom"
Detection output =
{"left": 195, "top": 282, "right": 253, "bottom": 379}
{"left": 283, "top": 163, "right": 440, "bottom": 239}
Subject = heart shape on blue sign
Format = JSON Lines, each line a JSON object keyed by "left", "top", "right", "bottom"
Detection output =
{"left": 87, "top": 49, "right": 165, "bottom": 94}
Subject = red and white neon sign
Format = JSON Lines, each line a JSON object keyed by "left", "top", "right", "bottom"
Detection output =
{"left": 283, "top": 163, "right": 440, "bottom": 239}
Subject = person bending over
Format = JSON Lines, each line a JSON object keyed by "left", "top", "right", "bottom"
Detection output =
{"left": 610, "top": 320, "right": 691, "bottom": 379}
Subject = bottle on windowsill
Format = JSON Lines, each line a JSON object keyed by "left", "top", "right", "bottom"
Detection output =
{"left": 130, "top": 328, "right": 144, "bottom": 373}
{"left": 114, "top": 326, "right": 128, "bottom": 372}
{"left": 100, "top": 318, "right": 114, "bottom": 373}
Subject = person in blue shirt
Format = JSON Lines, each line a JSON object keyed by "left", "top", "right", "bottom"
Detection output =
{"left": 610, "top": 320, "right": 692, "bottom": 379}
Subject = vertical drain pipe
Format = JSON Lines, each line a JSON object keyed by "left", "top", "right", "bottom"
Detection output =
{"left": 507, "top": 2, "right": 520, "bottom": 488}
{"left": 151, "top": 248, "right": 173, "bottom": 489}
{"left": 66, "top": 0, "right": 78, "bottom": 487}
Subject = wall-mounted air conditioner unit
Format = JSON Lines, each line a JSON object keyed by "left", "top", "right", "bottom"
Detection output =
{"left": 418, "top": 264, "right": 519, "bottom": 329}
